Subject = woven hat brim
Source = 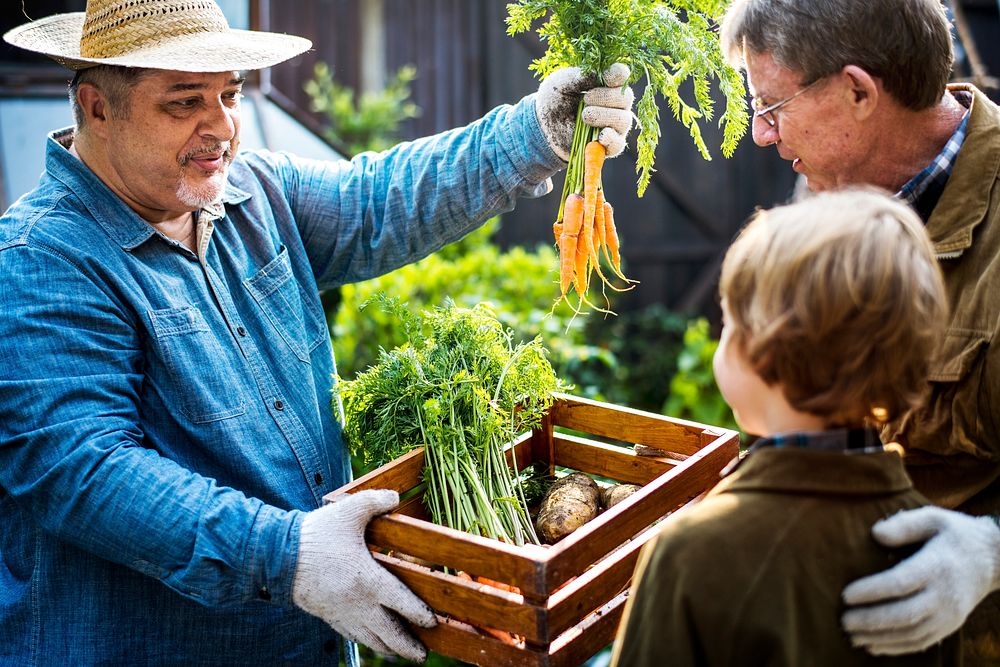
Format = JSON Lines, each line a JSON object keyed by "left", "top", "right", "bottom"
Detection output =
{"left": 3, "top": 12, "right": 312, "bottom": 72}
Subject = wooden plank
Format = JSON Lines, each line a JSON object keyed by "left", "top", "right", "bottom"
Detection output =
{"left": 548, "top": 590, "right": 630, "bottom": 667}
{"left": 549, "top": 393, "right": 707, "bottom": 456}
{"left": 414, "top": 615, "right": 548, "bottom": 667}
{"left": 324, "top": 447, "right": 425, "bottom": 499}
{"left": 364, "top": 513, "right": 550, "bottom": 598}
{"left": 551, "top": 433, "right": 677, "bottom": 485}
{"left": 545, "top": 522, "right": 660, "bottom": 639}
{"left": 542, "top": 432, "right": 739, "bottom": 591}
{"left": 410, "top": 591, "right": 630, "bottom": 667}
{"left": 375, "top": 553, "right": 547, "bottom": 642}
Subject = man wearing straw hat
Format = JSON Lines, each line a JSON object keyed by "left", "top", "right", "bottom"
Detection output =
{"left": 0, "top": 1, "right": 634, "bottom": 664}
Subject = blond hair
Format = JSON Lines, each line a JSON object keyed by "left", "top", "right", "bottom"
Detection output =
{"left": 720, "top": 189, "right": 947, "bottom": 426}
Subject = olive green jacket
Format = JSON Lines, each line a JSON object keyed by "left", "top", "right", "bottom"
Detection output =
{"left": 884, "top": 85, "right": 1000, "bottom": 517}
{"left": 610, "top": 448, "right": 961, "bottom": 667}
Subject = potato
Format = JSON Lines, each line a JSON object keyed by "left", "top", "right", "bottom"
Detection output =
{"left": 600, "top": 483, "right": 642, "bottom": 510}
{"left": 535, "top": 472, "right": 601, "bottom": 544}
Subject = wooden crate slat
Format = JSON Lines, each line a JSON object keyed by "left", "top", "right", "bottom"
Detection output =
{"left": 551, "top": 433, "right": 677, "bottom": 485}
{"left": 415, "top": 616, "right": 549, "bottom": 667}
{"left": 543, "top": 431, "right": 739, "bottom": 591}
{"left": 394, "top": 494, "right": 427, "bottom": 519}
{"left": 411, "top": 591, "right": 631, "bottom": 667}
{"left": 327, "top": 447, "right": 425, "bottom": 496}
{"left": 365, "top": 513, "right": 550, "bottom": 598}
{"left": 375, "top": 553, "right": 547, "bottom": 642}
{"left": 544, "top": 522, "right": 661, "bottom": 639}
{"left": 547, "top": 589, "right": 630, "bottom": 667}
{"left": 549, "top": 392, "right": 707, "bottom": 456}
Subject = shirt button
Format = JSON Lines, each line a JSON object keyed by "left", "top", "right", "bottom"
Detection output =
{"left": 314, "top": 472, "right": 323, "bottom": 485}
{"left": 257, "top": 587, "right": 271, "bottom": 601}
{"left": 237, "top": 326, "right": 247, "bottom": 337}
{"left": 274, "top": 400, "right": 284, "bottom": 411}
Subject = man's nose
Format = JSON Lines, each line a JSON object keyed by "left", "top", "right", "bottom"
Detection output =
{"left": 200, "top": 101, "right": 237, "bottom": 142}
{"left": 751, "top": 114, "right": 778, "bottom": 147}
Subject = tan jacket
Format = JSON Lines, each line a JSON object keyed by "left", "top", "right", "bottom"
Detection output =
{"left": 884, "top": 85, "right": 1000, "bottom": 517}
{"left": 880, "top": 84, "right": 1000, "bottom": 665}
{"left": 610, "top": 448, "right": 961, "bottom": 667}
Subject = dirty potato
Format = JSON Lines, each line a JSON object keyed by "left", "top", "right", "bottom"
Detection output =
{"left": 600, "top": 483, "right": 642, "bottom": 510}
{"left": 535, "top": 472, "right": 601, "bottom": 544}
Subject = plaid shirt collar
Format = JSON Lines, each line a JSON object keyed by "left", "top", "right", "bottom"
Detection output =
{"left": 721, "top": 426, "right": 884, "bottom": 477}
{"left": 896, "top": 91, "right": 972, "bottom": 209}
{"left": 749, "top": 426, "right": 885, "bottom": 455}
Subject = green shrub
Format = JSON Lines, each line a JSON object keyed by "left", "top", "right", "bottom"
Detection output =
{"left": 305, "top": 62, "right": 420, "bottom": 155}
{"left": 663, "top": 318, "right": 737, "bottom": 431}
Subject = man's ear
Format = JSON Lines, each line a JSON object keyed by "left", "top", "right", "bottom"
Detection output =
{"left": 76, "top": 83, "right": 111, "bottom": 137}
{"left": 840, "top": 65, "right": 879, "bottom": 121}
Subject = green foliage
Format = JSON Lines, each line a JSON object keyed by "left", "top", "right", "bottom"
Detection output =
{"left": 583, "top": 303, "right": 689, "bottom": 410}
{"left": 304, "top": 62, "right": 420, "bottom": 155}
{"left": 506, "top": 0, "right": 748, "bottom": 195}
{"left": 663, "top": 318, "right": 737, "bottom": 430}
{"left": 338, "top": 298, "right": 565, "bottom": 545}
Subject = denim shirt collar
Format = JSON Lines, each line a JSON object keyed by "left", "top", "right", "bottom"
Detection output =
{"left": 46, "top": 127, "right": 251, "bottom": 250}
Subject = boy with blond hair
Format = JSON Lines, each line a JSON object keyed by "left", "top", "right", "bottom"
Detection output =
{"left": 611, "top": 190, "right": 960, "bottom": 666}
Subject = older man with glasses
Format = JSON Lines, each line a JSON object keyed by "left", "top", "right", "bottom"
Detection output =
{"left": 722, "top": 0, "right": 1000, "bottom": 663}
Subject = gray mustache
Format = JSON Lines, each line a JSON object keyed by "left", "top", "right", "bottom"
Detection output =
{"left": 180, "top": 143, "right": 233, "bottom": 165}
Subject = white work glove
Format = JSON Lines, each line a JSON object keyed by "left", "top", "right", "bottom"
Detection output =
{"left": 841, "top": 506, "right": 1000, "bottom": 655}
{"left": 535, "top": 63, "right": 635, "bottom": 161}
{"left": 292, "top": 490, "right": 437, "bottom": 662}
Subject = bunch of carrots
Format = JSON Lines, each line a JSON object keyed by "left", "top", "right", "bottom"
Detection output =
{"left": 553, "top": 100, "right": 634, "bottom": 314}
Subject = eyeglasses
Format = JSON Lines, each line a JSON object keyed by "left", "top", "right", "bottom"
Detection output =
{"left": 750, "top": 78, "right": 824, "bottom": 127}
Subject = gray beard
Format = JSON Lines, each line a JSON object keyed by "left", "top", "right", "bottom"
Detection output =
{"left": 176, "top": 169, "right": 227, "bottom": 209}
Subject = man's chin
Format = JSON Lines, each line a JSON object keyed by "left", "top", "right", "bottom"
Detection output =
{"left": 177, "top": 174, "right": 227, "bottom": 209}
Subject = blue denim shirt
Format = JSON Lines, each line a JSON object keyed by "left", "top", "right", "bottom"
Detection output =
{"left": 0, "top": 95, "right": 561, "bottom": 665}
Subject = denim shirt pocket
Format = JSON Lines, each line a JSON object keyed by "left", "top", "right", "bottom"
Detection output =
{"left": 243, "top": 247, "right": 327, "bottom": 363}
{"left": 148, "top": 306, "right": 248, "bottom": 423}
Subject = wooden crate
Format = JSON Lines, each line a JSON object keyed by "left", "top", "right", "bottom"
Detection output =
{"left": 324, "top": 392, "right": 740, "bottom": 667}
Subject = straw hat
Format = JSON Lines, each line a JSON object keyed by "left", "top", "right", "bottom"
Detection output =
{"left": 3, "top": 0, "right": 312, "bottom": 72}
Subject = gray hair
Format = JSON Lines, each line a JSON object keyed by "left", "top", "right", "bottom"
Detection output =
{"left": 720, "top": 0, "right": 953, "bottom": 110}
{"left": 70, "top": 65, "right": 155, "bottom": 129}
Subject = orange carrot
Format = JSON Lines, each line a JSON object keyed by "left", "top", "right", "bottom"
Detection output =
{"left": 552, "top": 221, "right": 563, "bottom": 246}
{"left": 479, "top": 625, "right": 522, "bottom": 646}
{"left": 583, "top": 140, "right": 606, "bottom": 233}
{"left": 574, "top": 221, "right": 589, "bottom": 296}
{"left": 593, "top": 189, "right": 607, "bottom": 258}
{"left": 603, "top": 200, "right": 625, "bottom": 279}
{"left": 558, "top": 193, "right": 585, "bottom": 296}
{"left": 475, "top": 575, "right": 520, "bottom": 594}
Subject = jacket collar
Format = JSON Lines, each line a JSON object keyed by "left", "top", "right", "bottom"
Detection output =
{"left": 925, "top": 85, "right": 1000, "bottom": 257}
{"left": 45, "top": 127, "right": 251, "bottom": 251}
{"left": 713, "top": 446, "right": 914, "bottom": 497}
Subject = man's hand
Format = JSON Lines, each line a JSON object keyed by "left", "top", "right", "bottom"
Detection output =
{"left": 841, "top": 506, "right": 1000, "bottom": 655}
{"left": 535, "top": 63, "right": 635, "bottom": 161}
{"left": 292, "top": 490, "right": 437, "bottom": 662}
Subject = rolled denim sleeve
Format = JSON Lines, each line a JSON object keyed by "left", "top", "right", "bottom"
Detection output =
{"left": 271, "top": 95, "right": 563, "bottom": 288}
{"left": 0, "top": 243, "right": 299, "bottom": 608}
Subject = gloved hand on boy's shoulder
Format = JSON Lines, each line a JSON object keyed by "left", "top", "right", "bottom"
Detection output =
{"left": 841, "top": 506, "right": 1000, "bottom": 655}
